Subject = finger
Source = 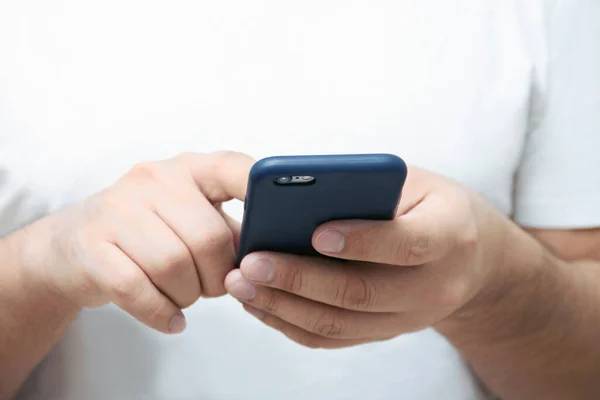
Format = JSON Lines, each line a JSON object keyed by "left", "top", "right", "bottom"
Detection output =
{"left": 242, "top": 304, "right": 389, "bottom": 349}
{"left": 225, "top": 269, "right": 401, "bottom": 339}
{"left": 109, "top": 208, "right": 201, "bottom": 309}
{"left": 153, "top": 188, "right": 236, "bottom": 298}
{"left": 171, "top": 151, "right": 255, "bottom": 202}
{"left": 312, "top": 194, "right": 456, "bottom": 265}
{"left": 216, "top": 204, "right": 242, "bottom": 252}
{"left": 97, "top": 243, "right": 186, "bottom": 334}
{"left": 240, "top": 252, "right": 466, "bottom": 313}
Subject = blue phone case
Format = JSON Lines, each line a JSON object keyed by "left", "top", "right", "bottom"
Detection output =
{"left": 237, "top": 154, "right": 407, "bottom": 264}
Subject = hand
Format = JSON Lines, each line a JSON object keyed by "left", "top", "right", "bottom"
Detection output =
{"left": 21, "top": 151, "right": 253, "bottom": 334}
{"left": 225, "top": 167, "right": 510, "bottom": 348}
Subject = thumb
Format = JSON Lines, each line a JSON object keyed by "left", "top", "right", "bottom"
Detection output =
{"left": 312, "top": 198, "right": 453, "bottom": 266}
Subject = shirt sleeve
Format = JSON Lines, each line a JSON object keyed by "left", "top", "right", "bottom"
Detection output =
{"left": 0, "top": 139, "right": 136, "bottom": 237}
{"left": 513, "top": 0, "right": 600, "bottom": 229}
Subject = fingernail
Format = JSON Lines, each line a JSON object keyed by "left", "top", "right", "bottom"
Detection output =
{"left": 243, "top": 258, "right": 274, "bottom": 283}
{"left": 169, "top": 313, "right": 187, "bottom": 334}
{"left": 228, "top": 279, "right": 257, "bottom": 301}
{"left": 314, "top": 229, "right": 345, "bottom": 253}
{"left": 244, "top": 305, "right": 265, "bottom": 320}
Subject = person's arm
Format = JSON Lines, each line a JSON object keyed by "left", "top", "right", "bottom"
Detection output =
{"left": 0, "top": 151, "right": 253, "bottom": 399}
{"left": 444, "top": 2, "right": 600, "bottom": 395}
{"left": 527, "top": 228, "right": 600, "bottom": 262}
{"left": 0, "top": 222, "right": 81, "bottom": 399}
{"left": 222, "top": 3, "right": 600, "bottom": 398}
{"left": 223, "top": 164, "right": 600, "bottom": 399}
{"left": 451, "top": 2, "right": 600, "bottom": 395}
{"left": 0, "top": 137, "right": 82, "bottom": 398}
{"left": 437, "top": 226, "right": 600, "bottom": 399}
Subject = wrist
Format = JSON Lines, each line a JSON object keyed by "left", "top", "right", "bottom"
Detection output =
{"left": 10, "top": 216, "right": 82, "bottom": 313}
{"left": 436, "top": 218, "right": 551, "bottom": 341}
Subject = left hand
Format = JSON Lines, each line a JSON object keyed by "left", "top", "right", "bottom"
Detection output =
{"left": 225, "top": 167, "right": 511, "bottom": 348}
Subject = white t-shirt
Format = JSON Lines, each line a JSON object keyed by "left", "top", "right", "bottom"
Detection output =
{"left": 1, "top": 1, "right": 599, "bottom": 399}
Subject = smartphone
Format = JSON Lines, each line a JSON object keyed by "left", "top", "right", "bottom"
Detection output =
{"left": 237, "top": 153, "right": 408, "bottom": 264}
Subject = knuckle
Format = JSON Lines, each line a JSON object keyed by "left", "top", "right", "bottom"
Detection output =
{"left": 394, "top": 233, "right": 433, "bottom": 264}
{"left": 263, "top": 291, "right": 282, "bottom": 314}
{"left": 280, "top": 263, "right": 305, "bottom": 294}
{"left": 205, "top": 151, "right": 247, "bottom": 198}
{"left": 71, "top": 266, "right": 105, "bottom": 304}
{"left": 196, "top": 226, "right": 233, "bottom": 254}
{"left": 109, "top": 268, "right": 142, "bottom": 300}
{"left": 407, "top": 235, "right": 433, "bottom": 264}
{"left": 458, "top": 195, "right": 480, "bottom": 251}
{"left": 127, "top": 161, "right": 165, "bottom": 184}
{"left": 212, "top": 150, "right": 238, "bottom": 160}
{"left": 212, "top": 150, "right": 253, "bottom": 165}
{"left": 97, "top": 189, "right": 125, "bottom": 214}
{"left": 264, "top": 315, "right": 324, "bottom": 350}
{"left": 205, "top": 151, "right": 237, "bottom": 175}
{"left": 458, "top": 221, "right": 479, "bottom": 253}
{"left": 201, "top": 284, "right": 227, "bottom": 299}
{"left": 311, "top": 313, "right": 345, "bottom": 338}
{"left": 145, "top": 296, "right": 171, "bottom": 328}
{"left": 169, "top": 152, "right": 203, "bottom": 179}
{"left": 433, "top": 278, "right": 470, "bottom": 308}
{"left": 337, "top": 276, "right": 378, "bottom": 311}
{"left": 173, "top": 152, "right": 198, "bottom": 164}
{"left": 160, "top": 246, "right": 193, "bottom": 273}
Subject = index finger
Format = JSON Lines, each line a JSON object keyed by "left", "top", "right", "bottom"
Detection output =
{"left": 171, "top": 151, "right": 255, "bottom": 202}
{"left": 239, "top": 252, "right": 429, "bottom": 313}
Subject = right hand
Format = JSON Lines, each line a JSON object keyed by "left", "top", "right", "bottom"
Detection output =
{"left": 20, "top": 151, "right": 254, "bottom": 334}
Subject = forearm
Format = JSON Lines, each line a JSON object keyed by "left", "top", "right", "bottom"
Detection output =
{"left": 0, "top": 223, "right": 80, "bottom": 399}
{"left": 438, "top": 222, "right": 600, "bottom": 400}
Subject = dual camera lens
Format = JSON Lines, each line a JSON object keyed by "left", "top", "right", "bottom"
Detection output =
{"left": 275, "top": 176, "right": 315, "bottom": 185}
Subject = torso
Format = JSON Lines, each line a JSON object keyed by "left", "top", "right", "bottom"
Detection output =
{"left": 0, "top": 1, "right": 542, "bottom": 398}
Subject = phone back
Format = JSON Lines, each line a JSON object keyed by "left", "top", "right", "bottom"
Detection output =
{"left": 237, "top": 154, "right": 407, "bottom": 263}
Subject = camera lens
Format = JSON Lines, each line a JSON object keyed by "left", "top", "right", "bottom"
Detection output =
{"left": 276, "top": 176, "right": 292, "bottom": 184}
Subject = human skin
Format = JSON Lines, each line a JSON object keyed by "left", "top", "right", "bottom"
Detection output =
{"left": 226, "top": 167, "right": 600, "bottom": 400}
{"left": 1, "top": 154, "right": 599, "bottom": 399}
{"left": 0, "top": 151, "right": 254, "bottom": 398}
